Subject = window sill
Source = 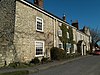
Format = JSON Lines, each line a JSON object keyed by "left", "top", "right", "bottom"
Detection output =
{"left": 35, "top": 55, "right": 44, "bottom": 57}
{"left": 36, "top": 30, "right": 44, "bottom": 33}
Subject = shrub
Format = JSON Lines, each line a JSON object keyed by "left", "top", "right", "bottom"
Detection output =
{"left": 8, "top": 62, "right": 20, "bottom": 68}
{"left": 41, "top": 57, "right": 49, "bottom": 64}
{"left": 8, "top": 62, "right": 29, "bottom": 68}
{"left": 86, "top": 50, "right": 92, "bottom": 55}
{"left": 50, "top": 47, "right": 66, "bottom": 60}
{"left": 30, "top": 57, "right": 40, "bottom": 64}
{"left": 66, "top": 54, "right": 72, "bottom": 59}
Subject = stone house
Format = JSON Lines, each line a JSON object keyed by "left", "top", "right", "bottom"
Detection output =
{"left": 0, "top": 0, "right": 91, "bottom": 67}
{"left": 72, "top": 21, "right": 91, "bottom": 55}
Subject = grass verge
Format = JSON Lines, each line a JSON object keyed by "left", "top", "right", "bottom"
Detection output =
{"left": 0, "top": 70, "right": 29, "bottom": 75}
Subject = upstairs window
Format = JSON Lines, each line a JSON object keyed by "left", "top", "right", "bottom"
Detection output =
{"left": 36, "top": 17, "right": 43, "bottom": 32}
{"left": 67, "top": 26, "right": 69, "bottom": 29}
{"left": 67, "top": 32, "right": 69, "bottom": 38}
{"left": 58, "top": 22, "right": 62, "bottom": 26}
{"left": 58, "top": 30, "right": 62, "bottom": 37}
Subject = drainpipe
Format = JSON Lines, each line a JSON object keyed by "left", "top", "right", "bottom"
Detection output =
{"left": 53, "top": 19, "right": 56, "bottom": 47}
{"left": 82, "top": 45, "right": 84, "bottom": 56}
{"left": 84, "top": 45, "right": 86, "bottom": 55}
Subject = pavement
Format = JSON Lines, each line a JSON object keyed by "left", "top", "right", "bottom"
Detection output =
{"left": 0, "top": 55, "right": 91, "bottom": 74}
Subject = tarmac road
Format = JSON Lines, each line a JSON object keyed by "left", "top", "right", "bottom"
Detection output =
{"left": 32, "top": 55, "right": 100, "bottom": 75}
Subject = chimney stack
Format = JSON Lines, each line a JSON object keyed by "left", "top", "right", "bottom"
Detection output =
{"left": 62, "top": 15, "right": 66, "bottom": 22}
{"left": 34, "top": 0, "right": 44, "bottom": 8}
{"left": 72, "top": 20, "right": 79, "bottom": 29}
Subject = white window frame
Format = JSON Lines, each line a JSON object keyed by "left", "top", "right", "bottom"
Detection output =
{"left": 66, "top": 43, "right": 71, "bottom": 54}
{"left": 58, "top": 43, "right": 63, "bottom": 49}
{"left": 36, "top": 17, "right": 43, "bottom": 32}
{"left": 67, "top": 26, "right": 69, "bottom": 29}
{"left": 67, "top": 48, "right": 70, "bottom": 54}
{"left": 35, "top": 41, "right": 44, "bottom": 57}
{"left": 67, "top": 32, "right": 69, "bottom": 38}
{"left": 58, "top": 30, "right": 62, "bottom": 37}
{"left": 58, "top": 22, "right": 62, "bottom": 26}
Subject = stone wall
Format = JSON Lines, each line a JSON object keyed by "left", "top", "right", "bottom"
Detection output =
{"left": 0, "top": 0, "right": 16, "bottom": 67}
{"left": 14, "top": 1, "right": 54, "bottom": 62}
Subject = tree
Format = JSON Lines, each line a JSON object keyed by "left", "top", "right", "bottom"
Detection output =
{"left": 90, "top": 27, "right": 100, "bottom": 48}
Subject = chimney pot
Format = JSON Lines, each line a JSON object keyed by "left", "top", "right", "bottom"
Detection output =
{"left": 34, "top": 0, "right": 43, "bottom": 8}
{"left": 62, "top": 15, "right": 66, "bottom": 22}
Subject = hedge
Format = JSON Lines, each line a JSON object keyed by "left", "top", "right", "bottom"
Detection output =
{"left": 50, "top": 47, "right": 66, "bottom": 60}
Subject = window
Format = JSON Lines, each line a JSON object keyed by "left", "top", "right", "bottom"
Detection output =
{"left": 59, "top": 43, "right": 63, "bottom": 49}
{"left": 58, "top": 30, "right": 62, "bottom": 37}
{"left": 67, "top": 48, "right": 70, "bottom": 53}
{"left": 35, "top": 41, "right": 44, "bottom": 57}
{"left": 67, "top": 26, "right": 69, "bottom": 29}
{"left": 66, "top": 43, "right": 71, "bottom": 49}
{"left": 66, "top": 43, "right": 71, "bottom": 53}
{"left": 67, "top": 32, "right": 69, "bottom": 38}
{"left": 58, "top": 22, "right": 62, "bottom": 26}
{"left": 36, "top": 17, "right": 43, "bottom": 32}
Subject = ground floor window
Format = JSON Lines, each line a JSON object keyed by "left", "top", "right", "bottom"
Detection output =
{"left": 67, "top": 48, "right": 70, "bottom": 53}
{"left": 59, "top": 43, "right": 63, "bottom": 49}
{"left": 66, "top": 43, "right": 71, "bottom": 53}
{"left": 35, "top": 41, "right": 44, "bottom": 57}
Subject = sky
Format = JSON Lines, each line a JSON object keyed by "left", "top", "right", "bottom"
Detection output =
{"left": 26, "top": 0, "right": 100, "bottom": 45}
{"left": 27, "top": 0, "right": 100, "bottom": 30}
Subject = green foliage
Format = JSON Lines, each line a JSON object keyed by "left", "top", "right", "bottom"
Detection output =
{"left": 50, "top": 47, "right": 66, "bottom": 60}
{"left": 8, "top": 62, "right": 20, "bottom": 68}
{"left": 8, "top": 62, "right": 29, "bottom": 68}
{"left": 86, "top": 50, "right": 93, "bottom": 55}
{"left": 68, "top": 27, "right": 73, "bottom": 43}
{"left": 59, "top": 23, "right": 75, "bottom": 51}
{"left": 59, "top": 23, "right": 68, "bottom": 43}
{"left": 0, "top": 70, "right": 29, "bottom": 75}
{"left": 30, "top": 57, "right": 40, "bottom": 64}
{"left": 41, "top": 57, "right": 49, "bottom": 64}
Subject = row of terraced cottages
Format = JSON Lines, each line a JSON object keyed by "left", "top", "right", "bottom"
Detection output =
{"left": 0, "top": 0, "right": 91, "bottom": 67}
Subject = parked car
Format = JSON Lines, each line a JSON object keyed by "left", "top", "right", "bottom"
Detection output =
{"left": 93, "top": 50, "right": 100, "bottom": 55}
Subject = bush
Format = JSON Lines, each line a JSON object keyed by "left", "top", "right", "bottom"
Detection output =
{"left": 30, "top": 57, "right": 40, "bottom": 64}
{"left": 86, "top": 50, "right": 93, "bottom": 55}
{"left": 0, "top": 70, "right": 29, "bottom": 75}
{"left": 50, "top": 47, "right": 66, "bottom": 60}
{"left": 8, "top": 62, "right": 30, "bottom": 68}
{"left": 8, "top": 62, "right": 20, "bottom": 68}
{"left": 41, "top": 57, "right": 49, "bottom": 64}
{"left": 66, "top": 54, "right": 72, "bottom": 59}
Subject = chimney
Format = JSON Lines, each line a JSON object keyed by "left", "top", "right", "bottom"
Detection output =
{"left": 62, "top": 15, "right": 66, "bottom": 22}
{"left": 34, "top": 0, "right": 44, "bottom": 8}
{"left": 72, "top": 20, "right": 79, "bottom": 29}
